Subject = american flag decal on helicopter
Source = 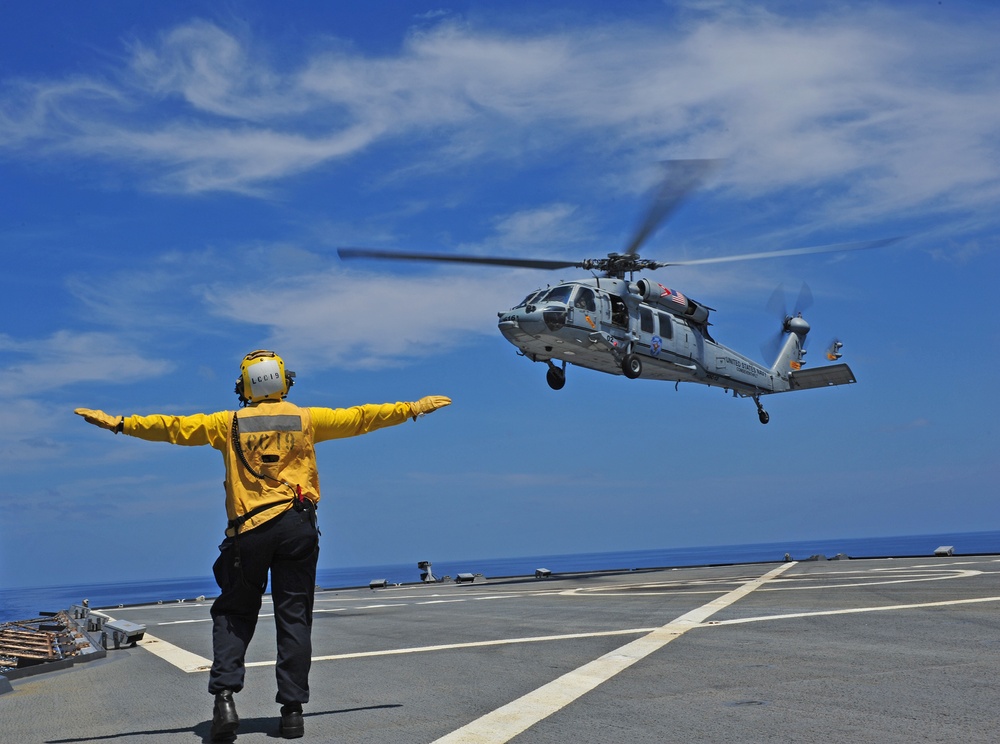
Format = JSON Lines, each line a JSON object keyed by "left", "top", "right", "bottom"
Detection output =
{"left": 657, "top": 282, "right": 687, "bottom": 306}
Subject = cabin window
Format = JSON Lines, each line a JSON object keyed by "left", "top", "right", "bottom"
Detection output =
{"left": 658, "top": 312, "right": 673, "bottom": 339}
{"left": 573, "top": 287, "right": 596, "bottom": 312}
{"left": 610, "top": 296, "right": 628, "bottom": 328}
{"left": 640, "top": 306, "right": 655, "bottom": 334}
{"left": 542, "top": 285, "right": 574, "bottom": 304}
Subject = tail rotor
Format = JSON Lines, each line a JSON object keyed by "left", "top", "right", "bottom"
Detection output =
{"left": 761, "top": 282, "right": 813, "bottom": 363}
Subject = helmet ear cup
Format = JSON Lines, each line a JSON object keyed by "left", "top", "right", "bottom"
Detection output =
{"left": 234, "top": 377, "right": 249, "bottom": 405}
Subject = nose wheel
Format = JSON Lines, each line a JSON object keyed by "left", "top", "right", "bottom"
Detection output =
{"left": 753, "top": 396, "right": 769, "bottom": 425}
{"left": 545, "top": 361, "right": 566, "bottom": 390}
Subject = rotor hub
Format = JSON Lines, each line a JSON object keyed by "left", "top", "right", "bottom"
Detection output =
{"left": 785, "top": 315, "right": 810, "bottom": 336}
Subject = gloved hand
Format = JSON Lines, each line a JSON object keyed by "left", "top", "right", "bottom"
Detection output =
{"left": 409, "top": 396, "right": 452, "bottom": 420}
{"left": 74, "top": 408, "right": 124, "bottom": 433}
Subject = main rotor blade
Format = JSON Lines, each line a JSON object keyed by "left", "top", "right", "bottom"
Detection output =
{"left": 622, "top": 159, "right": 721, "bottom": 257}
{"left": 338, "top": 247, "right": 583, "bottom": 271}
{"left": 654, "top": 236, "right": 903, "bottom": 268}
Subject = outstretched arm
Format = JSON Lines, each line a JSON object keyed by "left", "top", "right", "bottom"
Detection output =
{"left": 311, "top": 396, "right": 452, "bottom": 441}
{"left": 74, "top": 408, "right": 229, "bottom": 447}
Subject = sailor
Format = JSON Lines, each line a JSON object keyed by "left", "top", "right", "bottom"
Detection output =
{"left": 75, "top": 350, "right": 451, "bottom": 740}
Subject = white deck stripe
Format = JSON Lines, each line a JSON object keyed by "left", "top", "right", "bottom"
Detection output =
{"left": 135, "top": 583, "right": 1000, "bottom": 679}
{"left": 430, "top": 562, "right": 796, "bottom": 744}
{"left": 243, "top": 627, "right": 657, "bottom": 667}
{"left": 137, "top": 633, "right": 213, "bottom": 673}
{"left": 712, "top": 594, "right": 1000, "bottom": 625}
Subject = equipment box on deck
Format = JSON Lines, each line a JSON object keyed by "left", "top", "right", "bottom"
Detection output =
{"left": 101, "top": 619, "right": 146, "bottom": 649}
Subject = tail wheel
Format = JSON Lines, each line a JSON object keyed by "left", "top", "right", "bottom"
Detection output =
{"left": 753, "top": 395, "right": 769, "bottom": 424}
{"left": 622, "top": 354, "right": 642, "bottom": 379}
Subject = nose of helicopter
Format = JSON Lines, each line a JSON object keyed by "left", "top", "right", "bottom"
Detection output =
{"left": 519, "top": 309, "right": 545, "bottom": 335}
{"left": 498, "top": 304, "right": 567, "bottom": 338}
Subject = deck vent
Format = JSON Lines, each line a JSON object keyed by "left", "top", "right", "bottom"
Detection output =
{"left": 418, "top": 561, "right": 438, "bottom": 583}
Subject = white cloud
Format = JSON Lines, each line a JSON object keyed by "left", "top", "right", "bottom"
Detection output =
{"left": 492, "top": 204, "right": 583, "bottom": 248}
{"left": 0, "top": 331, "right": 171, "bottom": 396}
{"left": 77, "top": 122, "right": 379, "bottom": 194}
{"left": 128, "top": 20, "right": 295, "bottom": 121}
{"left": 203, "top": 264, "right": 526, "bottom": 370}
{"left": 0, "top": 7, "right": 996, "bottom": 222}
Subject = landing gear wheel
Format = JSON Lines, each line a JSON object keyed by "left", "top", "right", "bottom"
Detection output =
{"left": 622, "top": 354, "right": 642, "bottom": 379}
{"left": 546, "top": 366, "right": 566, "bottom": 390}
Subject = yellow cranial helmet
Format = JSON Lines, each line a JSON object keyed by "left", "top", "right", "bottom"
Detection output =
{"left": 235, "top": 350, "right": 295, "bottom": 405}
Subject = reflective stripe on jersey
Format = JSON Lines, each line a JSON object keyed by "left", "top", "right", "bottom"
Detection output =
{"left": 237, "top": 415, "right": 303, "bottom": 433}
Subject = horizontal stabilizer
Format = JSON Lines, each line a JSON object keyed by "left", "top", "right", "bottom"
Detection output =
{"left": 789, "top": 363, "right": 856, "bottom": 391}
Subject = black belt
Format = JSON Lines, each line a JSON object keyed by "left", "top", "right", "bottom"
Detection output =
{"left": 228, "top": 495, "right": 314, "bottom": 534}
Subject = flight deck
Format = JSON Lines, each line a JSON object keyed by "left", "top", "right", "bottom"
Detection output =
{"left": 2, "top": 555, "right": 998, "bottom": 743}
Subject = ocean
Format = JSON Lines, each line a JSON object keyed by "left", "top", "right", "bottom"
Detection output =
{"left": 2, "top": 530, "right": 997, "bottom": 624}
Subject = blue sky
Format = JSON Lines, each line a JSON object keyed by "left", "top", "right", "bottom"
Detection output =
{"left": 2, "top": 1, "right": 998, "bottom": 590}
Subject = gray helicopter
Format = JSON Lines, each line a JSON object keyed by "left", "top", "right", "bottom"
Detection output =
{"left": 340, "top": 161, "right": 897, "bottom": 424}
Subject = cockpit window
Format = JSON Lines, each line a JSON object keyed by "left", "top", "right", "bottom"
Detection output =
{"left": 515, "top": 290, "right": 544, "bottom": 309}
{"left": 541, "top": 285, "right": 574, "bottom": 304}
{"left": 573, "top": 287, "right": 596, "bottom": 312}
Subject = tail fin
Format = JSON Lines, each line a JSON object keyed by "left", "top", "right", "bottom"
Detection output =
{"left": 769, "top": 315, "right": 810, "bottom": 374}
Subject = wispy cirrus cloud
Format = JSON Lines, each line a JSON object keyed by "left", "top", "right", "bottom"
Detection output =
{"left": 0, "top": 330, "right": 170, "bottom": 396}
{"left": 203, "top": 264, "right": 522, "bottom": 370}
{"left": 0, "top": 7, "right": 996, "bottom": 222}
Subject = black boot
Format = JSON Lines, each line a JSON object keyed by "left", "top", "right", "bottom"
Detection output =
{"left": 210, "top": 689, "right": 239, "bottom": 741}
{"left": 279, "top": 703, "right": 304, "bottom": 739}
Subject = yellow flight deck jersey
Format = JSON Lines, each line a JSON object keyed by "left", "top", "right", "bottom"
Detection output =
{"left": 123, "top": 399, "right": 415, "bottom": 535}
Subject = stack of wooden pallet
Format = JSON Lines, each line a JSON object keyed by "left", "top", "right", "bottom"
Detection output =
{"left": 0, "top": 612, "right": 78, "bottom": 672}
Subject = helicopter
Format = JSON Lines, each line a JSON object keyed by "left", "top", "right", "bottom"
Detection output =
{"left": 339, "top": 160, "right": 898, "bottom": 424}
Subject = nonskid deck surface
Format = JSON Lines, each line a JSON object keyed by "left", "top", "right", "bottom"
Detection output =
{"left": 3, "top": 556, "right": 999, "bottom": 743}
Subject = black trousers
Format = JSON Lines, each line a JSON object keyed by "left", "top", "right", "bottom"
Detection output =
{"left": 209, "top": 502, "right": 319, "bottom": 705}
